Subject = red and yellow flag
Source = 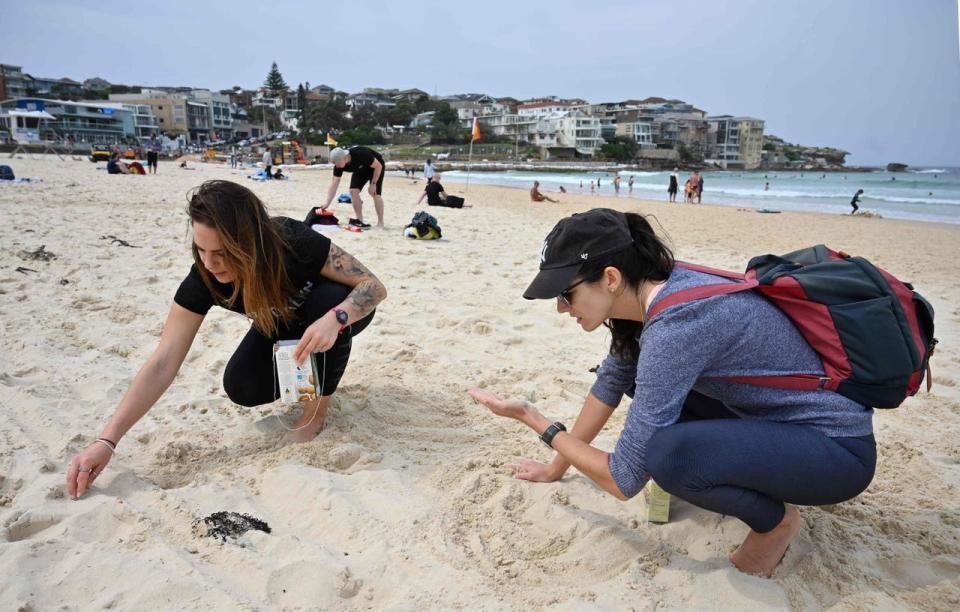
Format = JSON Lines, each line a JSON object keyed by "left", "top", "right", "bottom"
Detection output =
{"left": 471, "top": 117, "right": 481, "bottom": 142}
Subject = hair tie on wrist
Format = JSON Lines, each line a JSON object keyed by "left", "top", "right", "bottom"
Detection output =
{"left": 95, "top": 438, "right": 117, "bottom": 453}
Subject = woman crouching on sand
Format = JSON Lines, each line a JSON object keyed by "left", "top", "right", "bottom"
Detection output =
{"left": 470, "top": 208, "right": 875, "bottom": 577}
{"left": 66, "top": 180, "right": 386, "bottom": 499}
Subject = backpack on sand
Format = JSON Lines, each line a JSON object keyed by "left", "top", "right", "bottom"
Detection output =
{"left": 0, "top": 165, "right": 14, "bottom": 181}
{"left": 648, "top": 245, "right": 937, "bottom": 408}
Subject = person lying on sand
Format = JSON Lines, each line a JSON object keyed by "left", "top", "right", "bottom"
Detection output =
{"left": 471, "top": 208, "right": 876, "bottom": 578}
{"left": 66, "top": 180, "right": 386, "bottom": 499}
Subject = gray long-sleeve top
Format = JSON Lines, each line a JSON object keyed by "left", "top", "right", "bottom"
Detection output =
{"left": 591, "top": 266, "right": 874, "bottom": 499}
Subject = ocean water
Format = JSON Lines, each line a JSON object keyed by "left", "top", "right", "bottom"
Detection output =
{"left": 435, "top": 167, "right": 960, "bottom": 225}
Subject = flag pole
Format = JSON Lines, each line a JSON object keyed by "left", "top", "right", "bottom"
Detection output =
{"left": 466, "top": 117, "right": 479, "bottom": 195}
{"left": 466, "top": 138, "right": 473, "bottom": 194}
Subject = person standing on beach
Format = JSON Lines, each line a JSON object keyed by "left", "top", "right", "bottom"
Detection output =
{"left": 613, "top": 174, "right": 621, "bottom": 194}
{"left": 424, "top": 158, "right": 435, "bottom": 183}
{"left": 64, "top": 180, "right": 387, "bottom": 499}
{"left": 146, "top": 134, "right": 161, "bottom": 174}
{"left": 321, "top": 146, "right": 387, "bottom": 229}
{"left": 471, "top": 208, "right": 876, "bottom": 578}
{"left": 668, "top": 168, "right": 679, "bottom": 203}
{"left": 628, "top": 176, "right": 634, "bottom": 194}
{"left": 262, "top": 147, "right": 273, "bottom": 179}
{"left": 850, "top": 189, "right": 864, "bottom": 214}
{"left": 696, "top": 172, "right": 704, "bottom": 204}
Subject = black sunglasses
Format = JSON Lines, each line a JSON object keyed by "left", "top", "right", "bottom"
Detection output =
{"left": 557, "top": 278, "right": 586, "bottom": 307}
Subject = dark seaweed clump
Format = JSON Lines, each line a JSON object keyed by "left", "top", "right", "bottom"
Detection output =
{"left": 196, "top": 511, "right": 271, "bottom": 540}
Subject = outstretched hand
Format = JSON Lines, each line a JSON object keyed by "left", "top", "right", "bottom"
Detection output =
{"left": 469, "top": 388, "right": 530, "bottom": 421}
{"left": 507, "top": 458, "right": 561, "bottom": 482}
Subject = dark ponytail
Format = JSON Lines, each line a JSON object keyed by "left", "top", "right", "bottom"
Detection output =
{"left": 576, "top": 213, "right": 674, "bottom": 362}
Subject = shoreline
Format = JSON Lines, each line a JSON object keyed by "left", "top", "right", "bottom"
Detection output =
{"left": 431, "top": 172, "right": 960, "bottom": 229}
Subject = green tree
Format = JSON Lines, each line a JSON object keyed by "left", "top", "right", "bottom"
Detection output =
{"left": 599, "top": 136, "right": 639, "bottom": 162}
{"left": 264, "top": 62, "right": 288, "bottom": 95}
{"left": 297, "top": 83, "right": 306, "bottom": 127}
{"left": 300, "top": 103, "right": 349, "bottom": 141}
{"left": 337, "top": 125, "right": 385, "bottom": 146}
{"left": 350, "top": 104, "right": 378, "bottom": 128}
{"left": 249, "top": 106, "right": 282, "bottom": 132}
{"left": 432, "top": 102, "right": 458, "bottom": 126}
{"left": 676, "top": 142, "right": 703, "bottom": 164}
{"left": 386, "top": 100, "right": 415, "bottom": 126}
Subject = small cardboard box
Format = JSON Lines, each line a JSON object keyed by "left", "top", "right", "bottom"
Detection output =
{"left": 274, "top": 340, "right": 319, "bottom": 404}
{"left": 644, "top": 480, "right": 671, "bottom": 523}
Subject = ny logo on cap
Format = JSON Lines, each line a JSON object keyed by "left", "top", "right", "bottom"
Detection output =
{"left": 540, "top": 240, "right": 549, "bottom": 263}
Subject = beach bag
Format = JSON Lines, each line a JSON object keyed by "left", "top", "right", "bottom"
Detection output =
{"left": 648, "top": 245, "right": 937, "bottom": 408}
{"left": 404, "top": 211, "right": 442, "bottom": 240}
{"left": 0, "top": 165, "right": 14, "bottom": 181}
{"left": 445, "top": 195, "right": 465, "bottom": 208}
{"left": 303, "top": 207, "right": 339, "bottom": 226}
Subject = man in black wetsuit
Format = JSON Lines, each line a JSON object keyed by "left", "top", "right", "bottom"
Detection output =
{"left": 321, "top": 146, "right": 386, "bottom": 228}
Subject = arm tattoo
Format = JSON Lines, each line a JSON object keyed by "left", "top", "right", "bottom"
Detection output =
{"left": 325, "top": 244, "right": 386, "bottom": 317}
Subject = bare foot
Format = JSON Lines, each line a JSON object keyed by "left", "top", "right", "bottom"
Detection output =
{"left": 729, "top": 504, "right": 802, "bottom": 577}
{"left": 282, "top": 397, "right": 329, "bottom": 444}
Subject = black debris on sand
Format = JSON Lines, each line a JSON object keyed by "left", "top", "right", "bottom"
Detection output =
{"left": 100, "top": 235, "right": 141, "bottom": 248}
{"left": 18, "top": 245, "right": 57, "bottom": 261}
{"left": 194, "top": 511, "right": 272, "bottom": 541}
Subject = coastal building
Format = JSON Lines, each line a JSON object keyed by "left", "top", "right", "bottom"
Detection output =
{"left": 0, "top": 64, "right": 30, "bottom": 100}
{"left": 110, "top": 89, "right": 219, "bottom": 142}
{"left": 517, "top": 100, "right": 574, "bottom": 118}
{"left": 24, "top": 76, "right": 84, "bottom": 99}
{"left": 0, "top": 97, "right": 138, "bottom": 144}
{"left": 410, "top": 110, "right": 436, "bottom": 129}
{"left": 83, "top": 77, "right": 112, "bottom": 94}
{"left": 189, "top": 89, "right": 233, "bottom": 140}
{"left": 616, "top": 120, "right": 656, "bottom": 149}
{"left": 345, "top": 91, "right": 396, "bottom": 110}
{"left": 119, "top": 103, "right": 161, "bottom": 140}
{"left": 453, "top": 95, "right": 510, "bottom": 126}
{"left": 706, "top": 115, "right": 765, "bottom": 169}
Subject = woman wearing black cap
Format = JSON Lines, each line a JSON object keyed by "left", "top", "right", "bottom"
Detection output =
{"left": 470, "top": 208, "right": 875, "bottom": 577}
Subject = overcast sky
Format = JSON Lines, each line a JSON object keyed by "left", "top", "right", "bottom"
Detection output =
{"left": 2, "top": 0, "right": 958, "bottom": 166}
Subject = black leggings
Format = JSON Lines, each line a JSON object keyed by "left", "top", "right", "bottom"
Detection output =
{"left": 646, "top": 391, "right": 876, "bottom": 533}
{"left": 222, "top": 279, "right": 373, "bottom": 406}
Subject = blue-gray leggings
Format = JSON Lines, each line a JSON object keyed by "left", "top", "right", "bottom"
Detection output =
{"left": 645, "top": 391, "right": 876, "bottom": 533}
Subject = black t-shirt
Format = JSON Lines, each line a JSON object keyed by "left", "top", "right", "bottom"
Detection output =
{"left": 332, "top": 146, "right": 384, "bottom": 177}
{"left": 174, "top": 217, "right": 332, "bottom": 318}
{"left": 424, "top": 181, "right": 444, "bottom": 206}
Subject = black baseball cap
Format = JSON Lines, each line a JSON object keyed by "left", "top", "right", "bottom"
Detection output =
{"left": 523, "top": 208, "right": 634, "bottom": 300}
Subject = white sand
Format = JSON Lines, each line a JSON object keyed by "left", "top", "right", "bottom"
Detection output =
{"left": 1, "top": 156, "right": 958, "bottom": 610}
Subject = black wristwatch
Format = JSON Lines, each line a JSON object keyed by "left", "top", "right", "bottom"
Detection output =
{"left": 540, "top": 421, "right": 567, "bottom": 448}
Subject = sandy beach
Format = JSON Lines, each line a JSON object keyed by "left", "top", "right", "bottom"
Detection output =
{"left": 1, "top": 156, "right": 958, "bottom": 610}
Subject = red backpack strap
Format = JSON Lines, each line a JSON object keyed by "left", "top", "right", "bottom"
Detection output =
{"left": 719, "top": 374, "right": 841, "bottom": 392}
{"left": 675, "top": 261, "right": 746, "bottom": 280}
{"left": 648, "top": 263, "right": 757, "bottom": 320}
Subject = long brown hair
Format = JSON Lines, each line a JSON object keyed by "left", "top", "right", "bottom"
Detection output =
{"left": 186, "top": 180, "right": 292, "bottom": 337}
